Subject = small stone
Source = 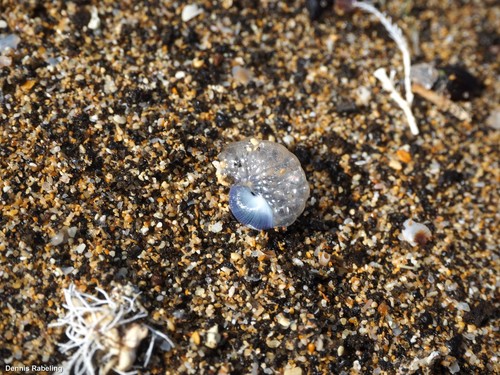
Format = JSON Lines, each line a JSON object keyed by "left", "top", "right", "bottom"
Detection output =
{"left": 182, "top": 4, "right": 203, "bottom": 22}
{"left": 88, "top": 6, "right": 100, "bottom": 30}
{"left": 0, "top": 34, "right": 20, "bottom": 53}
{"left": 222, "top": 0, "right": 233, "bottom": 9}
{"left": 284, "top": 366, "right": 303, "bottom": 375}
{"left": 75, "top": 243, "right": 86, "bottom": 254}
{"left": 448, "top": 361, "right": 460, "bottom": 374}
{"left": 0, "top": 55, "right": 11, "bottom": 67}
{"left": 175, "top": 71, "right": 186, "bottom": 79}
{"left": 307, "top": 343, "right": 315, "bottom": 354}
{"left": 276, "top": 313, "right": 291, "bottom": 328}
{"left": 192, "top": 58, "right": 204, "bottom": 68}
{"left": 190, "top": 331, "right": 201, "bottom": 345}
{"left": 62, "top": 266, "right": 75, "bottom": 275}
{"left": 401, "top": 219, "right": 432, "bottom": 247}
{"left": 411, "top": 62, "right": 439, "bottom": 90}
{"left": 231, "top": 66, "right": 253, "bottom": 85}
{"left": 51, "top": 228, "right": 69, "bottom": 246}
{"left": 486, "top": 107, "right": 500, "bottom": 130}
{"left": 456, "top": 302, "right": 470, "bottom": 312}
{"left": 113, "top": 115, "right": 126, "bottom": 125}
{"left": 21, "top": 80, "right": 36, "bottom": 91}
{"left": 208, "top": 221, "right": 223, "bottom": 233}
{"left": 67, "top": 227, "right": 78, "bottom": 238}
{"left": 317, "top": 251, "right": 331, "bottom": 266}
{"left": 389, "top": 159, "right": 403, "bottom": 170}
{"left": 50, "top": 145, "right": 61, "bottom": 154}
{"left": 355, "top": 85, "right": 372, "bottom": 106}
{"left": 282, "top": 135, "right": 294, "bottom": 146}
{"left": 104, "top": 75, "right": 118, "bottom": 94}
{"left": 205, "top": 325, "right": 221, "bottom": 349}
{"left": 396, "top": 149, "right": 412, "bottom": 163}
{"left": 266, "top": 338, "right": 281, "bottom": 348}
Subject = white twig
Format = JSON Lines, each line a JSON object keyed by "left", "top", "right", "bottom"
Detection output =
{"left": 354, "top": 1, "right": 413, "bottom": 104}
{"left": 374, "top": 68, "right": 419, "bottom": 135}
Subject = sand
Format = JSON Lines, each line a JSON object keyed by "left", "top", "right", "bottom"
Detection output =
{"left": 1, "top": 1, "right": 498, "bottom": 374}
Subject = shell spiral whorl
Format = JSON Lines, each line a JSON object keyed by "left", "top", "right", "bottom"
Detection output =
{"left": 218, "top": 139, "right": 310, "bottom": 230}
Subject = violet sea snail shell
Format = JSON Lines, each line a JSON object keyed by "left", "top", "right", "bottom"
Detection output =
{"left": 218, "top": 139, "right": 310, "bottom": 230}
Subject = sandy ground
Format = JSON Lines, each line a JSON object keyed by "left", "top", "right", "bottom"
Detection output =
{"left": 1, "top": 0, "right": 498, "bottom": 374}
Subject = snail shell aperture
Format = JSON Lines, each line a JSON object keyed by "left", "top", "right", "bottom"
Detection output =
{"left": 218, "top": 139, "right": 310, "bottom": 230}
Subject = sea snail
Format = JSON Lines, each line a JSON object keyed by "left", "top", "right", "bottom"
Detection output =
{"left": 218, "top": 139, "right": 310, "bottom": 230}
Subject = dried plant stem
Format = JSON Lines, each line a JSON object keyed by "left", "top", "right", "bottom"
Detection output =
{"left": 351, "top": 1, "right": 418, "bottom": 135}
{"left": 374, "top": 68, "right": 418, "bottom": 135}
{"left": 412, "top": 83, "right": 471, "bottom": 122}
{"left": 353, "top": 1, "right": 413, "bottom": 105}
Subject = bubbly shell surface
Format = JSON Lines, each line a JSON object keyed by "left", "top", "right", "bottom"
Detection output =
{"left": 219, "top": 140, "right": 310, "bottom": 229}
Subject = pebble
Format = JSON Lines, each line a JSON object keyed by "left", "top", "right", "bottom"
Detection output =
{"left": 50, "top": 229, "right": 68, "bottom": 246}
{"left": 182, "top": 4, "right": 203, "bottom": 22}
{"left": 204, "top": 325, "right": 221, "bottom": 349}
{"left": 88, "top": 6, "right": 100, "bottom": 30}
{"left": 284, "top": 367, "right": 303, "bottom": 375}
{"left": 401, "top": 219, "right": 432, "bottom": 247}
{"left": 231, "top": 66, "right": 253, "bottom": 85}
{"left": 486, "top": 108, "right": 500, "bottom": 130}
{"left": 0, "top": 34, "right": 20, "bottom": 52}
{"left": 411, "top": 62, "right": 440, "bottom": 90}
{"left": 208, "top": 221, "right": 223, "bottom": 233}
{"left": 112, "top": 114, "right": 127, "bottom": 124}
{"left": 75, "top": 243, "right": 86, "bottom": 254}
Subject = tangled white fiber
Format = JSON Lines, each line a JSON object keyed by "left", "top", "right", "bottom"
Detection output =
{"left": 50, "top": 283, "right": 174, "bottom": 375}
